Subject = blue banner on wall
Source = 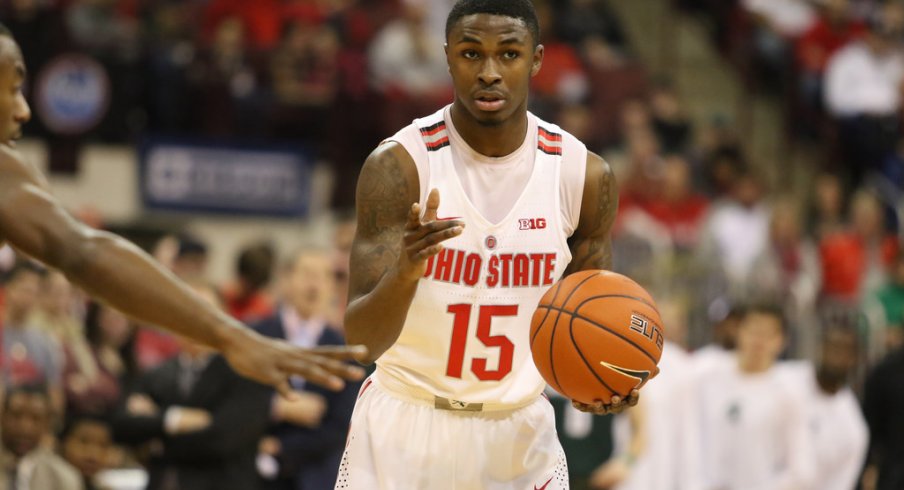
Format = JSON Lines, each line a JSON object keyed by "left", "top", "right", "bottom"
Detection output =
{"left": 139, "top": 139, "right": 313, "bottom": 217}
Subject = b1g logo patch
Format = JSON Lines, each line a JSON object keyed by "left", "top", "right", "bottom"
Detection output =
{"left": 518, "top": 218, "right": 546, "bottom": 230}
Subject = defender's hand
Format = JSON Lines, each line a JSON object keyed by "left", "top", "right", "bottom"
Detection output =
{"left": 572, "top": 389, "right": 640, "bottom": 415}
{"left": 222, "top": 329, "right": 368, "bottom": 396}
{"left": 399, "top": 188, "right": 464, "bottom": 282}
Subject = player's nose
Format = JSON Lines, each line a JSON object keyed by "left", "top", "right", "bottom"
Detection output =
{"left": 477, "top": 58, "right": 502, "bottom": 86}
{"left": 13, "top": 92, "right": 30, "bottom": 124}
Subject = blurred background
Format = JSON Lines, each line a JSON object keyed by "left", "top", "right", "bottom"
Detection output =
{"left": 0, "top": 0, "right": 903, "bottom": 489}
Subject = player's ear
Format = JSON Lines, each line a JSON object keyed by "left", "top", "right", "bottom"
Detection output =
{"left": 444, "top": 43, "right": 452, "bottom": 74}
{"left": 530, "top": 44, "right": 544, "bottom": 77}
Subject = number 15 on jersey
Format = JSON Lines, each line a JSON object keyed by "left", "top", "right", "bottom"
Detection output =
{"left": 446, "top": 304, "right": 519, "bottom": 381}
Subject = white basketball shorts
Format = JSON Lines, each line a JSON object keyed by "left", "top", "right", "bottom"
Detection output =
{"left": 335, "top": 376, "right": 570, "bottom": 490}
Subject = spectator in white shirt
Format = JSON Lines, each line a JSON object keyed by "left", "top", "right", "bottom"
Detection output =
{"left": 743, "top": 0, "right": 817, "bottom": 89}
{"left": 698, "top": 172, "right": 771, "bottom": 291}
{"left": 824, "top": 2, "right": 904, "bottom": 188}
{"left": 696, "top": 304, "right": 816, "bottom": 490}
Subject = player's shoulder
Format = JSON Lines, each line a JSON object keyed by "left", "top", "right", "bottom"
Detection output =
{"left": 0, "top": 144, "right": 32, "bottom": 176}
{"left": 359, "top": 140, "right": 419, "bottom": 205}
{"left": 0, "top": 144, "right": 46, "bottom": 189}
{"left": 531, "top": 112, "right": 588, "bottom": 159}
{"left": 363, "top": 141, "right": 417, "bottom": 182}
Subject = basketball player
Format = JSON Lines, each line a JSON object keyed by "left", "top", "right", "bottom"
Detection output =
{"left": 695, "top": 305, "right": 815, "bottom": 489}
{"left": 778, "top": 325, "right": 868, "bottom": 490}
{"left": 0, "top": 26, "right": 366, "bottom": 396}
{"left": 340, "top": 1, "right": 638, "bottom": 487}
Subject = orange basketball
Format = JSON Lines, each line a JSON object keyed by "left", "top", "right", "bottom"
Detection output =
{"left": 530, "top": 270, "right": 664, "bottom": 405}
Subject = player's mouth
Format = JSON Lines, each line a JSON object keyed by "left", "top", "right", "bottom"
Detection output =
{"left": 474, "top": 92, "right": 505, "bottom": 112}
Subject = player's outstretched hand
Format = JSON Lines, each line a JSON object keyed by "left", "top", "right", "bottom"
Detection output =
{"left": 222, "top": 328, "right": 368, "bottom": 396}
{"left": 399, "top": 188, "right": 464, "bottom": 281}
{"left": 572, "top": 389, "right": 640, "bottom": 415}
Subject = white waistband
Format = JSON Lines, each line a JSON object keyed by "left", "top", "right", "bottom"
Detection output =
{"left": 372, "top": 370, "right": 538, "bottom": 413}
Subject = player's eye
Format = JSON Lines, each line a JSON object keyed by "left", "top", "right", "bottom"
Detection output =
{"left": 463, "top": 50, "right": 480, "bottom": 60}
{"left": 502, "top": 51, "right": 520, "bottom": 60}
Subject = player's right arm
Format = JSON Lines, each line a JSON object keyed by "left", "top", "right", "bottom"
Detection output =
{"left": 0, "top": 146, "right": 366, "bottom": 394}
{"left": 345, "top": 142, "right": 464, "bottom": 364}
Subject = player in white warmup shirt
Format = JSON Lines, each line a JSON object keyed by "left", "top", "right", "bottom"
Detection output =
{"left": 778, "top": 325, "right": 868, "bottom": 490}
{"left": 696, "top": 305, "right": 816, "bottom": 490}
{"left": 339, "top": 0, "right": 637, "bottom": 488}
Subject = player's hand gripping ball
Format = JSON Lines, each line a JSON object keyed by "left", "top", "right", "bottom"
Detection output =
{"left": 530, "top": 270, "right": 664, "bottom": 406}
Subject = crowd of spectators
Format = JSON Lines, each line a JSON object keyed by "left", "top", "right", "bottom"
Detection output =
{"left": 0, "top": 220, "right": 359, "bottom": 490}
{"left": 2, "top": 0, "right": 643, "bottom": 207}
{"left": 1, "top": 0, "right": 904, "bottom": 488}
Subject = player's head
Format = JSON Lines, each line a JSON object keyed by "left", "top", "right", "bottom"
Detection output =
{"left": 0, "top": 24, "right": 30, "bottom": 145}
{"left": 736, "top": 303, "right": 786, "bottom": 371}
{"left": 445, "top": 0, "right": 543, "bottom": 127}
{"left": 817, "top": 323, "right": 859, "bottom": 387}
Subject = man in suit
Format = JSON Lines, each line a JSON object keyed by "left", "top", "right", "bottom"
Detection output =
{"left": 255, "top": 247, "right": 359, "bottom": 490}
{"left": 112, "top": 284, "right": 272, "bottom": 490}
{"left": 0, "top": 385, "right": 82, "bottom": 490}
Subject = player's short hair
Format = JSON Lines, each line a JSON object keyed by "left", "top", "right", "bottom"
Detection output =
{"left": 445, "top": 0, "right": 541, "bottom": 47}
{"left": 741, "top": 303, "right": 788, "bottom": 335}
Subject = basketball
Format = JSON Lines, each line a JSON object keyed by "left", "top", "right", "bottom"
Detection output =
{"left": 530, "top": 270, "right": 664, "bottom": 405}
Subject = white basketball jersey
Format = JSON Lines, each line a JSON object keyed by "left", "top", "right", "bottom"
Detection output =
{"left": 376, "top": 106, "right": 587, "bottom": 406}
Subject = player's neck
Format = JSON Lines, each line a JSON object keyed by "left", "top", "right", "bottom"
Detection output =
{"left": 450, "top": 102, "right": 528, "bottom": 158}
{"left": 737, "top": 355, "right": 773, "bottom": 374}
{"left": 816, "top": 369, "right": 844, "bottom": 395}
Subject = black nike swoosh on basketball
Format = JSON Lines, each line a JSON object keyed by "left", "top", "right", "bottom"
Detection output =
{"left": 599, "top": 361, "right": 651, "bottom": 386}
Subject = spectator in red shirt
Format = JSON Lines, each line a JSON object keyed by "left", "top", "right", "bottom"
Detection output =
{"left": 796, "top": 0, "right": 866, "bottom": 111}
{"left": 639, "top": 155, "right": 710, "bottom": 250}
{"left": 797, "top": 0, "right": 866, "bottom": 75}
{"left": 202, "top": 0, "right": 282, "bottom": 51}
{"left": 819, "top": 190, "right": 898, "bottom": 302}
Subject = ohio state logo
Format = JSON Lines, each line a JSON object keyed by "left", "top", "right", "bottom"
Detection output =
{"left": 485, "top": 235, "right": 497, "bottom": 250}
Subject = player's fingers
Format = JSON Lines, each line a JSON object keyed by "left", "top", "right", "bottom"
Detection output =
{"left": 406, "top": 202, "right": 421, "bottom": 230}
{"left": 403, "top": 219, "right": 463, "bottom": 244}
{"left": 572, "top": 400, "right": 589, "bottom": 411}
{"left": 274, "top": 378, "right": 297, "bottom": 400}
{"left": 423, "top": 188, "right": 441, "bottom": 221}
{"left": 304, "top": 345, "right": 369, "bottom": 362}
{"left": 298, "top": 353, "right": 367, "bottom": 381}
{"left": 412, "top": 244, "right": 444, "bottom": 261}
{"left": 279, "top": 357, "right": 346, "bottom": 391}
{"left": 608, "top": 395, "right": 622, "bottom": 407}
{"left": 408, "top": 226, "right": 463, "bottom": 253}
{"left": 627, "top": 389, "right": 640, "bottom": 406}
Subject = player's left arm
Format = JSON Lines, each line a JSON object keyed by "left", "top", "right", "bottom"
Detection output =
{"left": 565, "top": 152, "right": 616, "bottom": 275}
{"left": 565, "top": 152, "right": 640, "bottom": 415}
